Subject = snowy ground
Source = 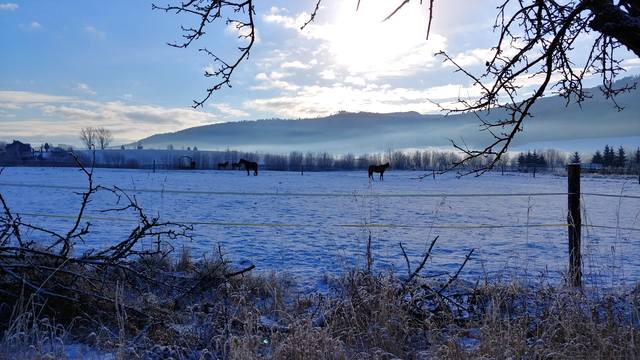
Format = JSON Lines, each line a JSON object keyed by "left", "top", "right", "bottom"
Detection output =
{"left": 1, "top": 167, "right": 639, "bottom": 290}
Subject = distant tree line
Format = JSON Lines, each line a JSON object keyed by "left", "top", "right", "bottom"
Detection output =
{"left": 249, "top": 148, "right": 571, "bottom": 173}
{"left": 590, "top": 145, "right": 640, "bottom": 173}
{"left": 3, "top": 138, "right": 639, "bottom": 175}
{"left": 516, "top": 151, "right": 549, "bottom": 171}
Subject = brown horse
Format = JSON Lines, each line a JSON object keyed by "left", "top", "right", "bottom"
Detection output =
{"left": 217, "top": 161, "right": 229, "bottom": 170}
{"left": 238, "top": 158, "right": 258, "bottom": 176}
{"left": 368, "top": 162, "right": 390, "bottom": 181}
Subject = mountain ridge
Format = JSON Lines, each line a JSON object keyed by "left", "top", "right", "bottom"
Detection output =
{"left": 137, "top": 82, "right": 640, "bottom": 154}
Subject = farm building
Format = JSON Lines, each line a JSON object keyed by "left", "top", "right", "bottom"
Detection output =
{"left": 4, "top": 140, "right": 33, "bottom": 161}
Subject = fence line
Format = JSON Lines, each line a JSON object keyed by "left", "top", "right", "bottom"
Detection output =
{"left": 581, "top": 192, "right": 640, "bottom": 200}
{"left": 1, "top": 182, "right": 639, "bottom": 199}
{"left": 14, "top": 212, "right": 640, "bottom": 232}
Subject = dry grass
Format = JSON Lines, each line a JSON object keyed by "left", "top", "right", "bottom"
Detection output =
{"left": 2, "top": 250, "right": 640, "bottom": 359}
{"left": 435, "top": 281, "right": 640, "bottom": 359}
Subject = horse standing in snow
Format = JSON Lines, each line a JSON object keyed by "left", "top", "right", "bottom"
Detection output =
{"left": 368, "top": 162, "right": 390, "bottom": 181}
{"left": 217, "top": 161, "right": 229, "bottom": 170}
{"left": 238, "top": 158, "right": 258, "bottom": 176}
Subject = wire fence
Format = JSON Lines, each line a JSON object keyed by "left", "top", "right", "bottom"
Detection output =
{"left": 2, "top": 181, "right": 640, "bottom": 233}
{"left": 1, "top": 181, "right": 640, "bottom": 199}
{"left": 13, "top": 211, "right": 640, "bottom": 232}
{"left": 2, "top": 176, "right": 640, "bottom": 287}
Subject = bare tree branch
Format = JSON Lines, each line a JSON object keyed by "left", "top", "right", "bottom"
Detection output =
{"left": 153, "top": 0, "right": 256, "bottom": 108}
{"left": 301, "top": 0, "right": 322, "bottom": 30}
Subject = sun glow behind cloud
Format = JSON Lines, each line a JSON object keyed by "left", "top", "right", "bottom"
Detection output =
{"left": 252, "top": 1, "right": 462, "bottom": 118}
{"left": 320, "top": 1, "right": 447, "bottom": 77}
{"left": 267, "top": 1, "right": 450, "bottom": 79}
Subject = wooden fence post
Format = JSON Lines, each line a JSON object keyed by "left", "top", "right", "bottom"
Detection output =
{"left": 567, "top": 163, "right": 581, "bottom": 287}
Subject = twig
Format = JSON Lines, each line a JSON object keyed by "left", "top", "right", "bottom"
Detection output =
{"left": 405, "top": 236, "right": 439, "bottom": 284}
{"left": 438, "top": 248, "right": 474, "bottom": 295}
{"left": 399, "top": 242, "right": 411, "bottom": 276}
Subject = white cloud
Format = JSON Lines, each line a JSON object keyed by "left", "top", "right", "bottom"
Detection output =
{"left": 251, "top": 71, "right": 299, "bottom": 91}
{"left": 450, "top": 48, "right": 494, "bottom": 67}
{"left": 255, "top": 72, "right": 269, "bottom": 81}
{"left": 243, "top": 82, "right": 479, "bottom": 118}
{"left": 623, "top": 58, "right": 640, "bottom": 69}
{"left": 281, "top": 61, "right": 311, "bottom": 70}
{"left": 344, "top": 76, "right": 366, "bottom": 87}
{"left": 269, "top": 71, "right": 290, "bottom": 80}
{"left": 262, "top": 7, "right": 308, "bottom": 29}
{"left": 0, "top": 90, "right": 221, "bottom": 143}
{"left": 319, "top": 69, "right": 336, "bottom": 80}
{"left": 211, "top": 103, "right": 250, "bottom": 118}
{"left": 75, "top": 83, "right": 97, "bottom": 96}
{"left": 28, "top": 21, "right": 42, "bottom": 30}
{"left": 0, "top": 91, "right": 74, "bottom": 104}
{"left": 84, "top": 25, "right": 105, "bottom": 38}
{"left": 0, "top": 3, "right": 18, "bottom": 10}
{"left": 0, "top": 102, "right": 21, "bottom": 110}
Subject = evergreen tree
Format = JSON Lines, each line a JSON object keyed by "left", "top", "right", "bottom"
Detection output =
{"left": 537, "top": 153, "right": 547, "bottom": 168}
{"left": 603, "top": 145, "right": 615, "bottom": 167}
{"left": 517, "top": 153, "right": 526, "bottom": 169}
{"left": 591, "top": 150, "right": 603, "bottom": 164}
{"left": 570, "top": 151, "right": 580, "bottom": 163}
{"left": 635, "top": 148, "right": 640, "bottom": 165}
{"left": 616, "top": 146, "right": 626, "bottom": 168}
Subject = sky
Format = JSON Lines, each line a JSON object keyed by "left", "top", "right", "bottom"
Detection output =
{"left": 1, "top": 0, "right": 639, "bottom": 147}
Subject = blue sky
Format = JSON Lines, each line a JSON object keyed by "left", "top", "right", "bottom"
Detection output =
{"left": 1, "top": 0, "right": 639, "bottom": 146}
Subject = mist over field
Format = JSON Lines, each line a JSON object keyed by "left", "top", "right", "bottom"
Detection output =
{"left": 137, "top": 80, "right": 640, "bottom": 154}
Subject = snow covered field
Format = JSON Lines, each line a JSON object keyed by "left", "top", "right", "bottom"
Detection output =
{"left": 1, "top": 167, "right": 639, "bottom": 289}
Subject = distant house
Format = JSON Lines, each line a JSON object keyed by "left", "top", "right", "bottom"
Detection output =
{"left": 4, "top": 140, "right": 33, "bottom": 161}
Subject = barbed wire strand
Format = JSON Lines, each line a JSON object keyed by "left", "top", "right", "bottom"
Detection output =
{"left": 2, "top": 182, "right": 639, "bottom": 199}
{"left": 14, "top": 212, "right": 640, "bottom": 232}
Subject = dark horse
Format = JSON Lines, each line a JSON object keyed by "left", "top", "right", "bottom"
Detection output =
{"left": 217, "top": 161, "right": 229, "bottom": 170}
{"left": 238, "top": 158, "right": 258, "bottom": 176}
{"left": 368, "top": 162, "right": 390, "bottom": 181}
{"left": 231, "top": 162, "right": 240, "bottom": 170}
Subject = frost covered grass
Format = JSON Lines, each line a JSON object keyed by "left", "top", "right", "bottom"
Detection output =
{"left": 2, "top": 249, "right": 639, "bottom": 359}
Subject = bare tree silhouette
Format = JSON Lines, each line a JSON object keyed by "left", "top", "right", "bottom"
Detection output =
{"left": 95, "top": 127, "right": 113, "bottom": 150}
{"left": 155, "top": 0, "right": 640, "bottom": 174}
{"left": 79, "top": 127, "right": 96, "bottom": 149}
